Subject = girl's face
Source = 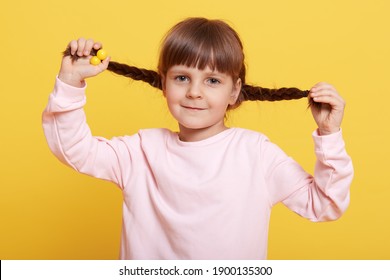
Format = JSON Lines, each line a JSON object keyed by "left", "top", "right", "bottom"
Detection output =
{"left": 164, "top": 65, "right": 241, "bottom": 141}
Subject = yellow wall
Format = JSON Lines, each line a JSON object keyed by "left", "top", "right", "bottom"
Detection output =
{"left": 1, "top": 0, "right": 389, "bottom": 259}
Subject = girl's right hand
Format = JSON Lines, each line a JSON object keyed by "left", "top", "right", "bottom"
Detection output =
{"left": 58, "top": 38, "right": 110, "bottom": 87}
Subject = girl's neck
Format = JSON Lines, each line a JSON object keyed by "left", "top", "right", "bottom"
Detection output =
{"left": 178, "top": 123, "right": 229, "bottom": 142}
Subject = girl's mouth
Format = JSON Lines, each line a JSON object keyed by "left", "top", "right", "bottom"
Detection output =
{"left": 182, "top": 105, "right": 206, "bottom": 111}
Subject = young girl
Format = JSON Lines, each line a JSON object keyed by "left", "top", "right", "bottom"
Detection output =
{"left": 42, "top": 17, "right": 353, "bottom": 259}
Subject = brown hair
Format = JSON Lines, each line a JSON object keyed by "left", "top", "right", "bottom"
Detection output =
{"left": 63, "top": 17, "right": 316, "bottom": 109}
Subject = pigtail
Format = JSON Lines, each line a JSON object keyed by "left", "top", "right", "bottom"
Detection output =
{"left": 242, "top": 84, "right": 309, "bottom": 101}
{"left": 241, "top": 84, "right": 319, "bottom": 108}
{"left": 107, "top": 61, "right": 162, "bottom": 90}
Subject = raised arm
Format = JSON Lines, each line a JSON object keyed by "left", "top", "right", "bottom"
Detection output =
{"left": 42, "top": 39, "right": 129, "bottom": 188}
{"left": 264, "top": 83, "right": 353, "bottom": 221}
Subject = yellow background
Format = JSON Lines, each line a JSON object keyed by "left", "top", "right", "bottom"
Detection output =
{"left": 1, "top": 0, "right": 389, "bottom": 259}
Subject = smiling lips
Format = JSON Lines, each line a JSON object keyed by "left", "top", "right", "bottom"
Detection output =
{"left": 182, "top": 105, "right": 207, "bottom": 111}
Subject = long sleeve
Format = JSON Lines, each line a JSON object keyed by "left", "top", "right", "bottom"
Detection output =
{"left": 263, "top": 130, "right": 354, "bottom": 222}
{"left": 42, "top": 77, "right": 131, "bottom": 189}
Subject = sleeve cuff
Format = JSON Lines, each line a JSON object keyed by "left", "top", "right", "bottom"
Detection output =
{"left": 46, "top": 76, "right": 88, "bottom": 112}
{"left": 312, "top": 128, "right": 345, "bottom": 157}
{"left": 53, "top": 76, "right": 87, "bottom": 102}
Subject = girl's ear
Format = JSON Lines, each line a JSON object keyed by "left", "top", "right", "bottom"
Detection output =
{"left": 229, "top": 78, "right": 242, "bottom": 105}
{"left": 161, "top": 75, "right": 166, "bottom": 96}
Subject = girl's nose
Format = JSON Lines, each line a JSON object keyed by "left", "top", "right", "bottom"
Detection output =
{"left": 186, "top": 83, "right": 203, "bottom": 99}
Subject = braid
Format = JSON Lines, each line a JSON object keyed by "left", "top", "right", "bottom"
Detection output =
{"left": 241, "top": 84, "right": 320, "bottom": 108}
{"left": 107, "top": 62, "right": 162, "bottom": 90}
{"left": 242, "top": 84, "right": 309, "bottom": 101}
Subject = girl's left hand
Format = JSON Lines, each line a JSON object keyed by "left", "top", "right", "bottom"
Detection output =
{"left": 309, "top": 82, "right": 346, "bottom": 135}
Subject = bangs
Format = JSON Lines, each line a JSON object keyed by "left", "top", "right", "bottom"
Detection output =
{"left": 158, "top": 18, "right": 244, "bottom": 79}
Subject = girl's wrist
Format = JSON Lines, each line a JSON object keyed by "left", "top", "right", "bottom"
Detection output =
{"left": 318, "top": 127, "right": 340, "bottom": 135}
{"left": 58, "top": 72, "right": 85, "bottom": 88}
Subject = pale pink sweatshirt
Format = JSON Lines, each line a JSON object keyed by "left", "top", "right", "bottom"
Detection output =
{"left": 42, "top": 77, "right": 353, "bottom": 259}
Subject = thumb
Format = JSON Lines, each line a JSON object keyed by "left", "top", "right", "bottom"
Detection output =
{"left": 98, "top": 56, "right": 111, "bottom": 72}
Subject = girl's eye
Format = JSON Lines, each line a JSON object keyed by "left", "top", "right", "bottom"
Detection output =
{"left": 175, "top": 75, "right": 189, "bottom": 82}
{"left": 208, "top": 78, "right": 220, "bottom": 85}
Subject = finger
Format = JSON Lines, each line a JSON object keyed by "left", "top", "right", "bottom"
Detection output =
{"left": 68, "top": 40, "right": 78, "bottom": 56}
{"left": 310, "top": 89, "right": 335, "bottom": 99}
{"left": 311, "top": 91, "right": 344, "bottom": 106}
{"left": 83, "top": 39, "right": 95, "bottom": 56}
{"left": 311, "top": 95, "right": 345, "bottom": 109}
{"left": 310, "top": 83, "right": 339, "bottom": 94}
{"left": 98, "top": 56, "right": 111, "bottom": 71}
{"left": 310, "top": 86, "right": 340, "bottom": 98}
{"left": 77, "top": 37, "right": 86, "bottom": 56}
{"left": 311, "top": 93, "right": 344, "bottom": 108}
{"left": 310, "top": 85, "right": 336, "bottom": 95}
{"left": 93, "top": 41, "right": 103, "bottom": 51}
{"left": 311, "top": 82, "right": 335, "bottom": 90}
